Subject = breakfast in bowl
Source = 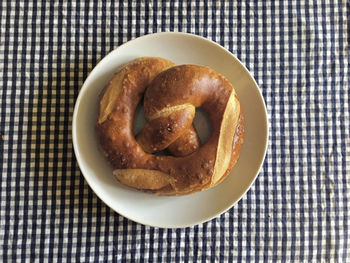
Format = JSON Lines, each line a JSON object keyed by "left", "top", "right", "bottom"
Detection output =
{"left": 96, "top": 57, "right": 244, "bottom": 196}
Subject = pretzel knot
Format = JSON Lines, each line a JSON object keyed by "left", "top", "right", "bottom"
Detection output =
{"left": 137, "top": 79, "right": 201, "bottom": 157}
{"left": 96, "top": 57, "right": 244, "bottom": 195}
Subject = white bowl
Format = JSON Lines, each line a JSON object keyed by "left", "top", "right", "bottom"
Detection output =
{"left": 72, "top": 32, "right": 268, "bottom": 228}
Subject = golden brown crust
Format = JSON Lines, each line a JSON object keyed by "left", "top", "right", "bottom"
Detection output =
{"left": 167, "top": 125, "right": 200, "bottom": 157}
{"left": 96, "top": 57, "right": 244, "bottom": 196}
{"left": 136, "top": 105, "right": 195, "bottom": 153}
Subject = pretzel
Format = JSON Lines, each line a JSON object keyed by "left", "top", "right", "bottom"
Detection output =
{"left": 96, "top": 57, "right": 244, "bottom": 195}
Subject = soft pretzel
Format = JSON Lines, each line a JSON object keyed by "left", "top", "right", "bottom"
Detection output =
{"left": 96, "top": 57, "right": 244, "bottom": 195}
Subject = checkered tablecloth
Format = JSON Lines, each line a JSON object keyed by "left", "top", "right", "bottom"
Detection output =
{"left": 0, "top": 1, "right": 349, "bottom": 262}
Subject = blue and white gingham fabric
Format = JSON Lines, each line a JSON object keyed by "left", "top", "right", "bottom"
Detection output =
{"left": 0, "top": 1, "right": 349, "bottom": 262}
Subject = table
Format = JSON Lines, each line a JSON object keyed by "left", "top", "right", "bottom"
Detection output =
{"left": 0, "top": 1, "right": 349, "bottom": 261}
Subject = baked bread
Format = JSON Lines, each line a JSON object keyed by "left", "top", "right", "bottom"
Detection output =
{"left": 96, "top": 57, "right": 244, "bottom": 195}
